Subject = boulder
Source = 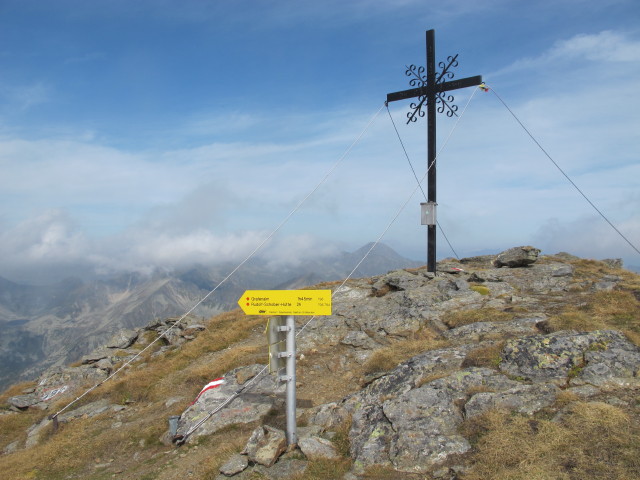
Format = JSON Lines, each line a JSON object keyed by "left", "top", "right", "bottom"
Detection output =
{"left": 219, "top": 453, "right": 248, "bottom": 476}
{"left": 8, "top": 395, "right": 40, "bottom": 410}
{"left": 174, "top": 365, "right": 284, "bottom": 441}
{"left": 298, "top": 435, "right": 340, "bottom": 460}
{"left": 602, "top": 258, "right": 623, "bottom": 269}
{"left": 372, "top": 270, "right": 431, "bottom": 292}
{"left": 243, "top": 425, "right": 287, "bottom": 467}
{"left": 493, "top": 246, "right": 541, "bottom": 268}
{"left": 106, "top": 329, "right": 138, "bottom": 349}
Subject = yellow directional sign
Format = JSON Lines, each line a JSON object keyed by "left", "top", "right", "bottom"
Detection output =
{"left": 239, "top": 290, "right": 332, "bottom": 316}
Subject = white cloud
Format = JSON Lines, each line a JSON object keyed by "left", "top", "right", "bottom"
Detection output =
{"left": 0, "top": 81, "right": 50, "bottom": 111}
{"left": 492, "top": 30, "right": 640, "bottom": 79}
{"left": 547, "top": 30, "right": 640, "bottom": 63}
{"left": 533, "top": 213, "right": 640, "bottom": 263}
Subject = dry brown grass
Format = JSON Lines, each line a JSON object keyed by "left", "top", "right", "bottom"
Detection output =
{"left": 0, "top": 308, "right": 272, "bottom": 479}
{"left": 460, "top": 402, "right": 640, "bottom": 480}
{"left": 0, "top": 381, "right": 37, "bottom": 405}
{"left": 462, "top": 342, "right": 505, "bottom": 369}
{"left": 442, "top": 308, "right": 514, "bottom": 329}
{"left": 547, "top": 289, "right": 640, "bottom": 345}
{"left": 362, "top": 328, "right": 449, "bottom": 376}
{"left": 567, "top": 258, "right": 640, "bottom": 289}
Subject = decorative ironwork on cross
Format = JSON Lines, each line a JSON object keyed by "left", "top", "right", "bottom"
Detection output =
{"left": 405, "top": 54, "right": 462, "bottom": 122}
{"left": 386, "top": 29, "right": 482, "bottom": 273}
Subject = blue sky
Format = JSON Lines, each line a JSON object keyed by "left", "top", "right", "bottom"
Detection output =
{"left": 1, "top": 0, "right": 639, "bottom": 282}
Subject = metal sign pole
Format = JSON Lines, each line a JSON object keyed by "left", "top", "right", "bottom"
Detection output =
{"left": 277, "top": 315, "right": 297, "bottom": 445}
{"left": 285, "top": 315, "right": 296, "bottom": 445}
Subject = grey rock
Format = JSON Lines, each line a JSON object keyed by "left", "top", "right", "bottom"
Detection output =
{"left": 94, "top": 358, "right": 113, "bottom": 372}
{"left": 3, "top": 440, "right": 20, "bottom": 454}
{"left": 252, "top": 459, "right": 308, "bottom": 480}
{"left": 500, "top": 330, "right": 640, "bottom": 385}
{"left": 106, "top": 329, "right": 138, "bottom": 349}
{"left": 298, "top": 435, "right": 340, "bottom": 460}
{"left": 244, "top": 425, "right": 287, "bottom": 467}
{"left": 550, "top": 264, "right": 574, "bottom": 277}
{"left": 341, "top": 331, "right": 378, "bottom": 349}
{"left": 372, "top": 269, "right": 430, "bottom": 292}
{"left": 566, "top": 385, "right": 600, "bottom": 398}
{"left": 381, "top": 384, "right": 471, "bottom": 472}
{"left": 242, "top": 425, "right": 265, "bottom": 456}
{"left": 175, "top": 365, "right": 284, "bottom": 441}
{"left": 183, "top": 324, "right": 207, "bottom": 332}
{"left": 307, "top": 402, "right": 351, "bottom": 430}
{"left": 579, "top": 342, "right": 640, "bottom": 387}
{"left": 296, "top": 425, "right": 324, "bottom": 438}
{"left": 80, "top": 349, "right": 111, "bottom": 364}
{"left": 443, "top": 316, "right": 545, "bottom": 343}
{"left": 493, "top": 246, "right": 541, "bottom": 268}
{"left": 602, "top": 258, "right": 623, "bottom": 269}
{"left": 58, "top": 398, "right": 112, "bottom": 422}
{"left": 349, "top": 404, "right": 395, "bottom": 469}
{"left": 458, "top": 255, "right": 495, "bottom": 267}
{"left": 219, "top": 453, "right": 248, "bottom": 476}
{"left": 593, "top": 281, "right": 616, "bottom": 291}
{"left": 8, "top": 394, "right": 40, "bottom": 409}
{"left": 465, "top": 383, "right": 559, "bottom": 417}
{"left": 25, "top": 417, "right": 50, "bottom": 448}
{"left": 235, "top": 364, "right": 264, "bottom": 385}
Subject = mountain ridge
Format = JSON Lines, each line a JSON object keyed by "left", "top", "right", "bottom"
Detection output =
{"left": 0, "top": 243, "right": 421, "bottom": 388}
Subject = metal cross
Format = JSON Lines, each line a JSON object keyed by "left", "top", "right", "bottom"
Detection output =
{"left": 386, "top": 29, "right": 482, "bottom": 273}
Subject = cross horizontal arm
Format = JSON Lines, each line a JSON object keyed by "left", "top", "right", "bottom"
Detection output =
{"left": 386, "top": 75, "right": 482, "bottom": 103}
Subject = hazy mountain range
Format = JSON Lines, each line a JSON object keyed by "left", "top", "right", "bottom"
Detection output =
{"left": 0, "top": 243, "right": 421, "bottom": 388}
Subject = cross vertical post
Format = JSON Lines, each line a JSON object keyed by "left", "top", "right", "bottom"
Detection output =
{"left": 426, "top": 30, "right": 437, "bottom": 272}
{"left": 386, "top": 29, "right": 482, "bottom": 273}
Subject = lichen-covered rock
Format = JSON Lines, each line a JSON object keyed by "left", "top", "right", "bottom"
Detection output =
{"left": 175, "top": 365, "right": 284, "bottom": 441}
{"left": 499, "top": 330, "right": 640, "bottom": 386}
{"left": 307, "top": 402, "right": 351, "bottom": 430}
{"left": 464, "top": 383, "right": 559, "bottom": 417}
{"left": 381, "top": 384, "right": 470, "bottom": 472}
{"left": 493, "top": 246, "right": 541, "bottom": 268}
{"left": 443, "top": 316, "right": 546, "bottom": 343}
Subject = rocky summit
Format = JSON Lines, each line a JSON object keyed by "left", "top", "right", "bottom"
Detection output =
{"left": 1, "top": 246, "right": 639, "bottom": 480}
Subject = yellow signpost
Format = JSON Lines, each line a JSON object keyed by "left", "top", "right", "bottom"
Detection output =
{"left": 238, "top": 289, "right": 331, "bottom": 446}
{"left": 238, "top": 290, "right": 332, "bottom": 316}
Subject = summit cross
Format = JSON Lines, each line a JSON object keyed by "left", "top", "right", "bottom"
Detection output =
{"left": 386, "top": 29, "right": 482, "bottom": 273}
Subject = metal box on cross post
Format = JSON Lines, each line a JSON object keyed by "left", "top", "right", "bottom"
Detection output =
{"left": 421, "top": 201, "right": 437, "bottom": 226}
{"left": 266, "top": 316, "right": 288, "bottom": 373}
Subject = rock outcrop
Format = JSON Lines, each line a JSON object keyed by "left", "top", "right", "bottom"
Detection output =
{"left": 3, "top": 246, "right": 639, "bottom": 479}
